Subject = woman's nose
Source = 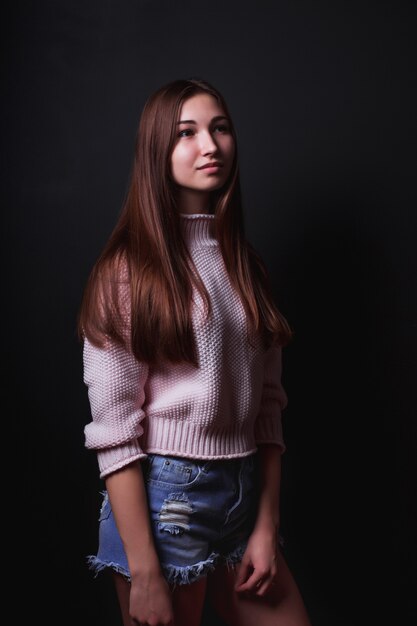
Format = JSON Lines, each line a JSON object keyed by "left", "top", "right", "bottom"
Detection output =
{"left": 200, "top": 131, "right": 218, "bottom": 155}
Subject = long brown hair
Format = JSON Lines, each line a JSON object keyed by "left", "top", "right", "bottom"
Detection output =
{"left": 77, "top": 77, "right": 292, "bottom": 365}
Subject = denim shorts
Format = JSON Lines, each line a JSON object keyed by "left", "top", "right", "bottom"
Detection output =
{"left": 87, "top": 452, "right": 260, "bottom": 586}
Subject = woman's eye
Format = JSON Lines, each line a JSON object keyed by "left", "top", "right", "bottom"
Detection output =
{"left": 214, "top": 124, "right": 230, "bottom": 133}
{"left": 177, "top": 125, "right": 230, "bottom": 139}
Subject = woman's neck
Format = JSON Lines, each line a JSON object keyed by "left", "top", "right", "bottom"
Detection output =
{"left": 176, "top": 189, "right": 211, "bottom": 215}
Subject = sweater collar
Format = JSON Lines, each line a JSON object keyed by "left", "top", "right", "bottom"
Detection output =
{"left": 179, "top": 213, "right": 218, "bottom": 248}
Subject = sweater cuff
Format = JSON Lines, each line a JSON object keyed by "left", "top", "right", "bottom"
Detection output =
{"left": 97, "top": 440, "right": 148, "bottom": 479}
{"left": 254, "top": 416, "right": 286, "bottom": 454}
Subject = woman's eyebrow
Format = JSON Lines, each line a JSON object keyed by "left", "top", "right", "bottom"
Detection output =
{"left": 176, "top": 115, "right": 229, "bottom": 125}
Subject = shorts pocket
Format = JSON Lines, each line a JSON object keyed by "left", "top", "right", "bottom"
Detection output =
{"left": 146, "top": 455, "right": 203, "bottom": 487}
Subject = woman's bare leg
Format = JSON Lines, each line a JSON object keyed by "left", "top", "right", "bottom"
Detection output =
{"left": 207, "top": 550, "right": 311, "bottom": 626}
{"left": 171, "top": 576, "right": 207, "bottom": 625}
{"left": 113, "top": 571, "right": 207, "bottom": 626}
{"left": 113, "top": 573, "right": 132, "bottom": 626}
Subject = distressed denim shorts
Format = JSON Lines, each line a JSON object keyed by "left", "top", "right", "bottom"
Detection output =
{"left": 87, "top": 452, "right": 260, "bottom": 586}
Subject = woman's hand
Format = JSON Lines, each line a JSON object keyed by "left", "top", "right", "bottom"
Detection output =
{"left": 234, "top": 444, "right": 282, "bottom": 599}
{"left": 129, "top": 569, "right": 174, "bottom": 625}
{"left": 234, "top": 524, "right": 279, "bottom": 598}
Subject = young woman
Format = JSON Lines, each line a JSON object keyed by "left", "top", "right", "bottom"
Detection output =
{"left": 79, "top": 77, "right": 311, "bottom": 626}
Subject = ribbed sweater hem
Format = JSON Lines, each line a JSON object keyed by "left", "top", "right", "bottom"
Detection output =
{"left": 145, "top": 446, "right": 258, "bottom": 460}
{"left": 145, "top": 416, "right": 256, "bottom": 457}
{"left": 96, "top": 412, "right": 286, "bottom": 477}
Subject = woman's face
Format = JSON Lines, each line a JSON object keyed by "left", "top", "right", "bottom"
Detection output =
{"left": 170, "top": 93, "right": 235, "bottom": 201}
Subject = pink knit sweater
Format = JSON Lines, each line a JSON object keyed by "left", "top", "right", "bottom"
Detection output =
{"left": 83, "top": 213, "right": 288, "bottom": 478}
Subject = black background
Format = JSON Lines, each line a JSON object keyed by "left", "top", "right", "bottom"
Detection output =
{"left": 4, "top": 1, "right": 416, "bottom": 625}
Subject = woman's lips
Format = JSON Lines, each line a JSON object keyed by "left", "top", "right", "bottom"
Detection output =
{"left": 198, "top": 162, "right": 222, "bottom": 170}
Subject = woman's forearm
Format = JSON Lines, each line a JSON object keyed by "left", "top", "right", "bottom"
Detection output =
{"left": 104, "top": 460, "right": 161, "bottom": 578}
{"left": 253, "top": 443, "right": 282, "bottom": 532}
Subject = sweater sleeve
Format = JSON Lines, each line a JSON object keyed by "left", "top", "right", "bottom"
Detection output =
{"left": 254, "top": 342, "right": 288, "bottom": 452}
{"left": 83, "top": 336, "right": 149, "bottom": 478}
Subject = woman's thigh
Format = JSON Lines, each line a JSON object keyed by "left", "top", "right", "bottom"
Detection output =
{"left": 172, "top": 576, "right": 208, "bottom": 626}
{"left": 206, "top": 550, "right": 312, "bottom": 626}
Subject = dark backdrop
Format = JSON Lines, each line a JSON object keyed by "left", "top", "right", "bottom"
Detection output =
{"left": 4, "top": 2, "right": 416, "bottom": 625}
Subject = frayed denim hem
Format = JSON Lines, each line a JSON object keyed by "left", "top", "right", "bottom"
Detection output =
{"left": 86, "top": 555, "right": 130, "bottom": 580}
{"left": 222, "top": 542, "right": 247, "bottom": 571}
{"left": 86, "top": 553, "right": 219, "bottom": 587}
{"left": 162, "top": 552, "right": 218, "bottom": 588}
{"left": 162, "top": 541, "right": 254, "bottom": 585}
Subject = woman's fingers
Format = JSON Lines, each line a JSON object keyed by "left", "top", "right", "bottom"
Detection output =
{"left": 254, "top": 575, "right": 276, "bottom": 596}
{"left": 236, "top": 569, "right": 278, "bottom": 597}
{"left": 236, "top": 568, "right": 266, "bottom": 593}
{"left": 234, "top": 559, "right": 253, "bottom": 589}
